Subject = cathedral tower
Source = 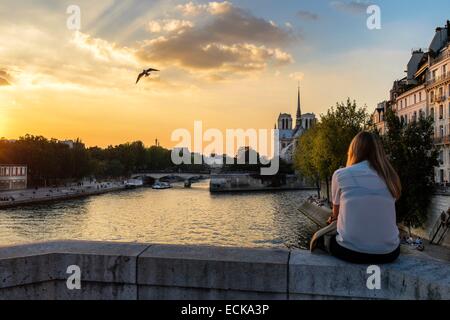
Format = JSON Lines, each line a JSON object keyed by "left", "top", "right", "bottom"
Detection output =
{"left": 295, "top": 84, "right": 302, "bottom": 128}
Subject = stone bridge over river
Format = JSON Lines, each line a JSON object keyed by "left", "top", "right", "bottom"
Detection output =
{"left": 130, "top": 173, "right": 210, "bottom": 183}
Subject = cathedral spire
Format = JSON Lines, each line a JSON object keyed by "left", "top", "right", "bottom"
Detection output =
{"left": 296, "top": 83, "right": 302, "bottom": 127}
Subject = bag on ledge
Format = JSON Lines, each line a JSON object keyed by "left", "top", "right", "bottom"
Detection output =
{"left": 310, "top": 221, "right": 337, "bottom": 252}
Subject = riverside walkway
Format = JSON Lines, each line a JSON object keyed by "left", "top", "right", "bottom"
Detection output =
{"left": 0, "top": 182, "right": 127, "bottom": 209}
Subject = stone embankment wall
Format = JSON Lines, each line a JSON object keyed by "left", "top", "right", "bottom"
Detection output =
{"left": 0, "top": 240, "right": 449, "bottom": 300}
{"left": 210, "top": 174, "right": 315, "bottom": 192}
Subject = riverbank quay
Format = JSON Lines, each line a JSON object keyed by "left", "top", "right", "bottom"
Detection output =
{"left": 210, "top": 173, "right": 317, "bottom": 192}
{"left": 0, "top": 182, "right": 127, "bottom": 209}
{"left": 0, "top": 240, "right": 449, "bottom": 300}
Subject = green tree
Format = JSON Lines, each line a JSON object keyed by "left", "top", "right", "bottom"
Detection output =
{"left": 146, "top": 145, "right": 173, "bottom": 171}
{"left": 294, "top": 98, "right": 369, "bottom": 201}
{"left": 294, "top": 125, "right": 321, "bottom": 197}
{"left": 382, "top": 108, "right": 438, "bottom": 229}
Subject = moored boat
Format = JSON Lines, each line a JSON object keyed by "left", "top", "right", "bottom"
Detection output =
{"left": 125, "top": 179, "right": 144, "bottom": 189}
{"left": 152, "top": 181, "right": 172, "bottom": 190}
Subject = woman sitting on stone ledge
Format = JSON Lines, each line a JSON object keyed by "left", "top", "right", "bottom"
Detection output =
{"left": 327, "top": 132, "right": 402, "bottom": 264}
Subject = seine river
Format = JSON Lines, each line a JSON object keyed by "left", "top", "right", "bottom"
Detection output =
{"left": 0, "top": 180, "right": 318, "bottom": 249}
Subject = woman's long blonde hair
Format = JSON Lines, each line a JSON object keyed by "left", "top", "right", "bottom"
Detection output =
{"left": 346, "top": 132, "right": 402, "bottom": 200}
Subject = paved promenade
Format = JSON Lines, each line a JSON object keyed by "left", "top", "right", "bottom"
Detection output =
{"left": 0, "top": 182, "right": 127, "bottom": 208}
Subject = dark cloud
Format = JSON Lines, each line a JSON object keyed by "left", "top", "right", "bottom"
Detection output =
{"left": 330, "top": 1, "right": 370, "bottom": 14}
{"left": 136, "top": 4, "right": 294, "bottom": 73}
{"left": 202, "top": 6, "right": 293, "bottom": 46}
{"left": 297, "top": 10, "right": 319, "bottom": 21}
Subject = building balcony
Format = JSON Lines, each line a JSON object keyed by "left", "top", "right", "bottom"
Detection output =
{"left": 427, "top": 71, "right": 450, "bottom": 86}
{"left": 430, "top": 95, "right": 448, "bottom": 104}
{"left": 430, "top": 50, "right": 450, "bottom": 66}
{"left": 436, "top": 95, "right": 447, "bottom": 103}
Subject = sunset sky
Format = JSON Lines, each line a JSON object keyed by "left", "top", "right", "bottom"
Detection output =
{"left": 0, "top": 0, "right": 449, "bottom": 151}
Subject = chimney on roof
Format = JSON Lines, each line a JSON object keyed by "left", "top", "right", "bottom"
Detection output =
{"left": 447, "top": 20, "right": 450, "bottom": 37}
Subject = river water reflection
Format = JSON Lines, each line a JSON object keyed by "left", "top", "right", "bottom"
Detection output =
{"left": 0, "top": 180, "right": 318, "bottom": 249}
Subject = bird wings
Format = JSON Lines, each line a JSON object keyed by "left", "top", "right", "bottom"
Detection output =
{"left": 136, "top": 72, "right": 145, "bottom": 84}
{"left": 136, "top": 68, "right": 160, "bottom": 84}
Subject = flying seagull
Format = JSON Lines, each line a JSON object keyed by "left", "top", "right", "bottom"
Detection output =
{"left": 136, "top": 68, "right": 160, "bottom": 84}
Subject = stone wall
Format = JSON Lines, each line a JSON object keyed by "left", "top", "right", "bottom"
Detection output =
{"left": 0, "top": 240, "right": 449, "bottom": 300}
{"left": 298, "top": 201, "right": 330, "bottom": 227}
{"left": 210, "top": 174, "right": 315, "bottom": 192}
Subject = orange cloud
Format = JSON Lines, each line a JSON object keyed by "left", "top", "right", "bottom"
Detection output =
{"left": 147, "top": 19, "right": 194, "bottom": 34}
{"left": 137, "top": 2, "right": 295, "bottom": 78}
{"left": 177, "top": 1, "right": 233, "bottom": 16}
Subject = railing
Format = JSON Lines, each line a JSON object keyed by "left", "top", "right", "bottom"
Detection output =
{"left": 427, "top": 71, "right": 450, "bottom": 86}
{"left": 436, "top": 95, "right": 447, "bottom": 103}
{"left": 430, "top": 50, "right": 450, "bottom": 66}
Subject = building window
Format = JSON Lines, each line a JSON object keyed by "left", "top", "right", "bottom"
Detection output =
{"left": 440, "top": 105, "right": 444, "bottom": 119}
{"left": 431, "top": 107, "right": 435, "bottom": 120}
{"left": 431, "top": 91, "right": 435, "bottom": 103}
{"left": 419, "top": 92, "right": 422, "bottom": 101}
{"left": 440, "top": 125, "right": 444, "bottom": 137}
{"left": 439, "top": 150, "right": 444, "bottom": 164}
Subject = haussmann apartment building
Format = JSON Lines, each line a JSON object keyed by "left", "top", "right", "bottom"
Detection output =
{"left": 373, "top": 21, "right": 450, "bottom": 184}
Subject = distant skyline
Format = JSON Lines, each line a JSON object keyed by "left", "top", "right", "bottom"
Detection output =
{"left": 0, "top": 0, "right": 449, "bottom": 150}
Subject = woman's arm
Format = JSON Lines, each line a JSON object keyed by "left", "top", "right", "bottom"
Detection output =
{"left": 327, "top": 204, "right": 339, "bottom": 224}
{"left": 330, "top": 171, "right": 340, "bottom": 224}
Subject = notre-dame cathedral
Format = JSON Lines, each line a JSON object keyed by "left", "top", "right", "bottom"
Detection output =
{"left": 275, "top": 86, "right": 317, "bottom": 163}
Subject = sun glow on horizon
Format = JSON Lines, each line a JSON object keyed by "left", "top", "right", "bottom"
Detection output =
{"left": 1, "top": 1, "right": 449, "bottom": 149}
